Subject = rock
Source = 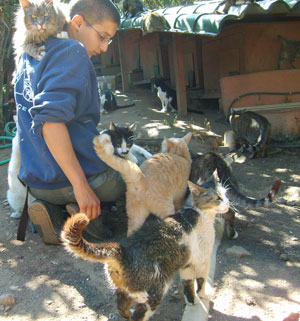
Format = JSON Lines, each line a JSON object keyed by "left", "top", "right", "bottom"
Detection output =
{"left": 245, "top": 297, "right": 256, "bottom": 306}
{"left": 226, "top": 245, "right": 251, "bottom": 258}
{"left": 279, "top": 253, "right": 289, "bottom": 261}
{"left": 282, "top": 312, "right": 300, "bottom": 321}
{"left": 0, "top": 294, "right": 17, "bottom": 306}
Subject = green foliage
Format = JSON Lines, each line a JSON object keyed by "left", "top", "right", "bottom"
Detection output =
{"left": 143, "top": 0, "right": 194, "bottom": 10}
{"left": 0, "top": 0, "right": 18, "bottom": 133}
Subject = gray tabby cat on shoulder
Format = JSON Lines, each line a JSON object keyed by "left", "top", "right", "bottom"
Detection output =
{"left": 61, "top": 179, "right": 230, "bottom": 321}
{"left": 13, "top": 0, "right": 68, "bottom": 64}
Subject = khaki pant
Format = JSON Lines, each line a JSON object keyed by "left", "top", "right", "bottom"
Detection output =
{"left": 29, "top": 167, "right": 126, "bottom": 204}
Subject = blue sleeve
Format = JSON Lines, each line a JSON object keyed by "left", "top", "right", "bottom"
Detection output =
{"left": 29, "top": 41, "right": 91, "bottom": 137}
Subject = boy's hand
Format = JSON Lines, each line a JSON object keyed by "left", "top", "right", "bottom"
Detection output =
{"left": 73, "top": 182, "right": 101, "bottom": 220}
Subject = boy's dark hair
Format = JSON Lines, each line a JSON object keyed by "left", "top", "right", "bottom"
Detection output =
{"left": 69, "top": 0, "right": 120, "bottom": 25}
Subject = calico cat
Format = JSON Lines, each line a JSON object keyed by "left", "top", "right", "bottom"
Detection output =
{"left": 100, "top": 122, "right": 152, "bottom": 164}
{"left": 141, "top": 11, "right": 168, "bottom": 35}
{"left": 277, "top": 35, "right": 300, "bottom": 69}
{"left": 13, "top": 0, "right": 67, "bottom": 64}
{"left": 152, "top": 78, "right": 203, "bottom": 114}
{"left": 101, "top": 90, "right": 135, "bottom": 114}
{"left": 7, "top": 133, "right": 35, "bottom": 218}
{"left": 190, "top": 151, "right": 281, "bottom": 238}
{"left": 61, "top": 180, "right": 230, "bottom": 321}
{"left": 93, "top": 131, "right": 192, "bottom": 236}
{"left": 122, "top": 0, "right": 145, "bottom": 18}
{"left": 229, "top": 110, "right": 271, "bottom": 159}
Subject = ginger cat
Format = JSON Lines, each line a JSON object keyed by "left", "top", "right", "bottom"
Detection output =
{"left": 93, "top": 131, "right": 192, "bottom": 236}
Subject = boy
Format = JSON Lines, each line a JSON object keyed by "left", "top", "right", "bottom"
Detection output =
{"left": 14, "top": 0, "right": 126, "bottom": 244}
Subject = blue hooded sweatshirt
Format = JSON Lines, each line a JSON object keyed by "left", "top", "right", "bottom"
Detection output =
{"left": 14, "top": 37, "right": 107, "bottom": 189}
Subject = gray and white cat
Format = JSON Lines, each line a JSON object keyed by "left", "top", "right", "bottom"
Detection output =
{"left": 61, "top": 180, "right": 230, "bottom": 321}
{"left": 13, "top": 0, "right": 68, "bottom": 64}
{"left": 190, "top": 151, "right": 281, "bottom": 239}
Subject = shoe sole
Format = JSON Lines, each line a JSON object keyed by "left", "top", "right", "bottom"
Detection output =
{"left": 29, "top": 203, "right": 60, "bottom": 245}
{"left": 66, "top": 203, "right": 80, "bottom": 216}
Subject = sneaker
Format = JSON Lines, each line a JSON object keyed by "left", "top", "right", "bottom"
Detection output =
{"left": 65, "top": 203, "right": 80, "bottom": 216}
{"left": 28, "top": 200, "right": 68, "bottom": 245}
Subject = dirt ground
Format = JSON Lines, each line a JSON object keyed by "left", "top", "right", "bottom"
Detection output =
{"left": 0, "top": 87, "right": 300, "bottom": 321}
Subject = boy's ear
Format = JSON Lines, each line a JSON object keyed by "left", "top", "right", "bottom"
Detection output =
{"left": 71, "top": 15, "right": 85, "bottom": 30}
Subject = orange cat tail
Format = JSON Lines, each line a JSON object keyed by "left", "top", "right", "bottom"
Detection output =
{"left": 61, "top": 213, "right": 122, "bottom": 263}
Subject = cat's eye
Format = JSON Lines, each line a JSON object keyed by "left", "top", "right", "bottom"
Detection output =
{"left": 44, "top": 13, "right": 49, "bottom": 17}
{"left": 32, "top": 14, "right": 37, "bottom": 19}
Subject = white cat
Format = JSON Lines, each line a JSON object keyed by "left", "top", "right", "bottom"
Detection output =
{"left": 7, "top": 132, "right": 35, "bottom": 219}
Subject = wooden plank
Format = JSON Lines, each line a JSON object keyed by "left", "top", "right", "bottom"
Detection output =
{"left": 232, "top": 102, "right": 300, "bottom": 113}
{"left": 117, "top": 32, "right": 129, "bottom": 91}
{"left": 172, "top": 33, "right": 187, "bottom": 116}
{"left": 133, "top": 79, "right": 151, "bottom": 86}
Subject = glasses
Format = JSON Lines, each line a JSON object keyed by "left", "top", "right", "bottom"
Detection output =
{"left": 84, "top": 19, "right": 113, "bottom": 45}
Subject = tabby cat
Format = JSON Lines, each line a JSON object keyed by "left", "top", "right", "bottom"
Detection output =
{"left": 277, "top": 35, "right": 300, "bottom": 69}
{"left": 13, "top": 0, "right": 67, "bottom": 64}
{"left": 229, "top": 110, "right": 271, "bottom": 159}
{"left": 190, "top": 151, "right": 281, "bottom": 239}
{"left": 141, "top": 11, "right": 168, "bottom": 35}
{"left": 93, "top": 131, "right": 192, "bottom": 236}
{"left": 100, "top": 122, "right": 152, "bottom": 164}
{"left": 61, "top": 180, "right": 230, "bottom": 321}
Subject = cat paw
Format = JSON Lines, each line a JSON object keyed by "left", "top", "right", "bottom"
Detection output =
{"left": 10, "top": 211, "right": 22, "bottom": 219}
{"left": 36, "top": 46, "right": 46, "bottom": 61}
{"left": 94, "top": 134, "right": 114, "bottom": 155}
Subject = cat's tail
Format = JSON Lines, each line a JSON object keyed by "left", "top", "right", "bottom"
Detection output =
{"left": 61, "top": 213, "right": 122, "bottom": 264}
{"left": 247, "top": 119, "right": 271, "bottom": 158}
{"left": 225, "top": 179, "right": 282, "bottom": 208}
{"left": 116, "top": 103, "right": 135, "bottom": 109}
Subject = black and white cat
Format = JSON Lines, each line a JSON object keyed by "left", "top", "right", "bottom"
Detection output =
{"left": 100, "top": 122, "right": 152, "bottom": 164}
{"left": 152, "top": 78, "right": 203, "bottom": 114}
{"left": 152, "top": 78, "right": 177, "bottom": 112}
{"left": 61, "top": 180, "right": 230, "bottom": 321}
{"left": 100, "top": 90, "right": 135, "bottom": 114}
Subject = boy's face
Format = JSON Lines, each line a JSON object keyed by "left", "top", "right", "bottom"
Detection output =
{"left": 75, "top": 18, "right": 118, "bottom": 57}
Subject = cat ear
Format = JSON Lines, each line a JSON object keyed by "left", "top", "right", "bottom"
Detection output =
{"left": 183, "top": 132, "right": 192, "bottom": 144}
{"left": 19, "top": 0, "right": 32, "bottom": 9}
{"left": 212, "top": 169, "right": 220, "bottom": 183}
{"left": 129, "top": 123, "right": 136, "bottom": 132}
{"left": 187, "top": 181, "right": 206, "bottom": 195}
{"left": 109, "top": 122, "right": 116, "bottom": 130}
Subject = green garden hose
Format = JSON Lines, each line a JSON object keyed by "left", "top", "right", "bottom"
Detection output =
{"left": 0, "top": 121, "right": 16, "bottom": 165}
